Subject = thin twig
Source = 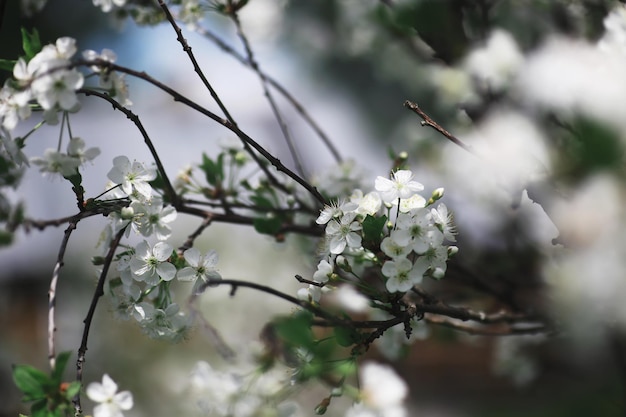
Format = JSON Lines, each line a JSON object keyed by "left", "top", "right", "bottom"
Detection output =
{"left": 190, "top": 23, "right": 342, "bottom": 163}
{"left": 404, "top": 100, "right": 475, "bottom": 154}
{"left": 156, "top": 1, "right": 305, "bottom": 206}
{"left": 178, "top": 216, "right": 213, "bottom": 253}
{"left": 229, "top": 8, "right": 307, "bottom": 177}
{"left": 79, "top": 89, "right": 178, "bottom": 205}
{"left": 74, "top": 227, "right": 126, "bottom": 415}
{"left": 187, "top": 293, "right": 236, "bottom": 359}
{"left": 48, "top": 216, "right": 80, "bottom": 370}
{"left": 425, "top": 315, "right": 552, "bottom": 336}
{"left": 75, "top": 61, "right": 327, "bottom": 205}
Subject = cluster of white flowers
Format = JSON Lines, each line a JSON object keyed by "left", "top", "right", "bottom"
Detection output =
{"left": 96, "top": 155, "right": 223, "bottom": 340}
{"left": 185, "top": 361, "right": 301, "bottom": 417}
{"left": 306, "top": 169, "right": 457, "bottom": 303}
{"left": 0, "top": 35, "right": 131, "bottom": 184}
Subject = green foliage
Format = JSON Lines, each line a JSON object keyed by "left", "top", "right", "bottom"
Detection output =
{"left": 333, "top": 326, "right": 363, "bottom": 347}
{"left": 20, "top": 28, "right": 42, "bottom": 62}
{"left": 361, "top": 214, "right": 387, "bottom": 251}
{"left": 12, "top": 351, "right": 80, "bottom": 417}
{"left": 0, "top": 59, "right": 17, "bottom": 72}
{"left": 200, "top": 152, "right": 224, "bottom": 187}
{"left": 557, "top": 116, "right": 624, "bottom": 183}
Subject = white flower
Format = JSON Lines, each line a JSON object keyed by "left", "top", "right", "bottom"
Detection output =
{"left": 396, "top": 209, "right": 442, "bottom": 254}
{"left": 414, "top": 244, "right": 449, "bottom": 279}
{"left": 107, "top": 155, "right": 156, "bottom": 199}
{"left": 345, "top": 362, "right": 408, "bottom": 417}
{"left": 382, "top": 257, "right": 426, "bottom": 293}
{"left": 130, "top": 240, "right": 176, "bottom": 285}
{"left": 0, "top": 84, "right": 31, "bottom": 131}
{"left": 380, "top": 230, "right": 411, "bottom": 259}
{"left": 93, "top": 0, "right": 127, "bottom": 13}
{"left": 31, "top": 149, "right": 80, "bottom": 177}
{"left": 297, "top": 284, "right": 323, "bottom": 303}
{"left": 325, "top": 212, "right": 362, "bottom": 254}
{"left": 133, "top": 302, "right": 189, "bottom": 341}
{"left": 131, "top": 198, "right": 177, "bottom": 240}
{"left": 350, "top": 190, "right": 382, "bottom": 216}
{"left": 178, "top": 248, "right": 221, "bottom": 294}
{"left": 86, "top": 374, "right": 133, "bottom": 417}
{"left": 31, "top": 68, "right": 83, "bottom": 111}
{"left": 465, "top": 29, "right": 523, "bottom": 92}
{"left": 316, "top": 199, "right": 357, "bottom": 225}
{"left": 398, "top": 193, "right": 425, "bottom": 213}
{"left": 375, "top": 170, "right": 423, "bottom": 203}
{"left": 333, "top": 285, "right": 370, "bottom": 313}
{"left": 312, "top": 259, "right": 333, "bottom": 283}
{"left": 431, "top": 203, "right": 456, "bottom": 242}
{"left": 66, "top": 137, "right": 100, "bottom": 165}
{"left": 83, "top": 48, "right": 117, "bottom": 72}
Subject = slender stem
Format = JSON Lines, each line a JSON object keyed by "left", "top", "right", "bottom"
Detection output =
{"left": 48, "top": 215, "right": 80, "bottom": 370}
{"left": 403, "top": 100, "right": 475, "bottom": 154}
{"left": 74, "top": 227, "right": 126, "bottom": 415}
{"left": 229, "top": 8, "right": 306, "bottom": 177}
{"left": 190, "top": 23, "right": 343, "bottom": 163}
{"left": 78, "top": 88, "right": 178, "bottom": 205}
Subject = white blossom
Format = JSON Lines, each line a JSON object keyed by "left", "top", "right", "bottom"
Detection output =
{"left": 86, "top": 374, "right": 133, "bottom": 417}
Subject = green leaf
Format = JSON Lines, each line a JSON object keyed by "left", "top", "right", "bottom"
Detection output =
{"left": 200, "top": 153, "right": 223, "bottom": 186}
{"left": 249, "top": 194, "right": 274, "bottom": 209}
{"left": 0, "top": 230, "right": 13, "bottom": 246}
{"left": 0, "top": 58, "right": 17, "bottom": 72}
{"left": 361, "top": 214, "right": 387, "bottom": 250}
{"left": 21, "top": 28, "right": 42, "bottom": 61}
{"left": 12, "top": 365, "right": 50, "bottom": 399}
{"left": 64, "top": 381, "right": 81, "bottom": 400}
{"left": 253, "top": 215, "right": 282, "bottom": 236}
{"left": 333, "top": 326, "right": 362, "bottom": 347}
{"left": 274, "top": 312, "right": 314, "bottom": 349}
{"left": 51, "top": 352, "right": 71, "bottom": 384}
{"left": 30, "top": 399, "right": 48, "bottom": 417}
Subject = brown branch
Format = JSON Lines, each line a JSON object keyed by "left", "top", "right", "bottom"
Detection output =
{"left": 79, "top": 89, "right": 178, "bottom": 205}
{"left": 404, "top": 100, "right": 475, "bottom": 154}
{"left": 156, "top": 1, "right": 312, "bottom": 206}
{"left": 74, "top": 227, "right": 127, "bottom": 415}
{"left": 48, "top": 215, "right": 80, "bottom": 370}
{"left": 425, "top": 315, "right": 552, "bottom": 336}
{"left": 228, "top": 8, "right": 306, "bottom": 177}
{"left": 189, "top": 24, "right": 343, "bottom": 163}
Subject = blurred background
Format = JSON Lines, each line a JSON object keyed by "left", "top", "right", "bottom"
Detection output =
{"left": 1, "top": 0, "right": 626, "bottom": 416}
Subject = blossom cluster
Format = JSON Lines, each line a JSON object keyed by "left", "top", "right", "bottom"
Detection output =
{"left": 184, "top": 360, "right": 301, "bottom": 417}
{"left": 99, "top": 155, "right": 222, "bottom": 340}
{"left": 304, "top": 169, "right": 457, "bottom": 304}
{"left": 0, "top": 35, "right": 130, "bottom": 183}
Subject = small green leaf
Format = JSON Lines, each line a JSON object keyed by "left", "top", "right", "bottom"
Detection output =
{"left": 249, "top": 194, "right": 274, "bottom": 209}
{"left": 0, "top": 230, "right": 13, "bottom": 246}
{"left": 64, "top": 381, "right": 81, "bottom": 400}
{"left": 274, "top": 312, "right": 314, "bottom": 349}
{"left": 253, "top": 215, "right": 282, "bottom": 235}
{"left": 333, "top": 326, "right": 362, "bottom": 347}
{"left": 12, "top": 365, "right": 50, "bottom": 399}
{"left": 21, "top": 27, "right": 42, "bottom": 61}
{"left": 361, "top": 214, "right": 387, "bottom": 249}
{"left": 30, "top": 399, "right": 48, "bottom": 417}
{"left": 200, "top": 153, "right": 223, "bottom": 186}
{"left": 51, "top": 352, "right": 71, "bottom": 384}
{"left": 0, "top": 59, "right": 17, "bottom": 72}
